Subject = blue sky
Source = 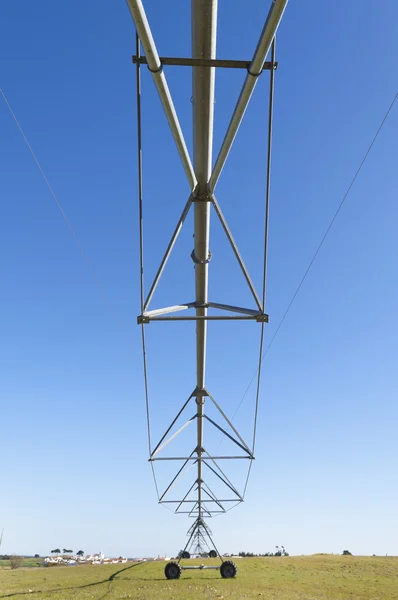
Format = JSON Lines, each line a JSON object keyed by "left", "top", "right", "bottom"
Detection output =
{"left": 1, "top": 0, "right": 397, "bottom": 558}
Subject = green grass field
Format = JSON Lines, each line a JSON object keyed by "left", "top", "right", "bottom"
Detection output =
{"left": 0, "top": 555, "right": 397, "bottom": 599}
{"left": 0, "top": 559, "right": 43, "bottom": 569}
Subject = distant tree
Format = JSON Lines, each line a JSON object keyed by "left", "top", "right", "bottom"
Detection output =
{"left": 63, "top": 549, "right": 73, "bottom": 555}
{"left": 238, "top": 548, "right": 289, "bottom": 558}
{"left": 51, "top": 549, "right": 61, "bottom": 555}
{"left": 34, "top": 554, "right": 40, "bottom": 558}
{"left": 10, "top": 555, "right": 24, "bottom": 569}
{"left": 77, "top": 550, "right": 84, "bottom": 556}
{"left": 342, "top": 550, "right": 352, "bottom": 556}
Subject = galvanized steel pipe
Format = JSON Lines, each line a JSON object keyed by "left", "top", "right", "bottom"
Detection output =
{"left": 126, "top": 0, "right": 197, "bottom": 190}
{"left": 209, "top": 0, "right": 288, "bottom": 191}
{"left": 192, "top": 0, "right": 218, "bottom": 520}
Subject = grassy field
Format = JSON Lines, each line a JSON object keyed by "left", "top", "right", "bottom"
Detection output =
{"left": 0, "top": 555, "right": 397, "bottom": 599}
{"left": 0, "top": 558, "right": 43, "bottom": 569}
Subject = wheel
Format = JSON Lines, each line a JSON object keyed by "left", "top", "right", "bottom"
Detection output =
{"left": 165, "top": 561, "right": 182, "bottom": 580}
{"left": 209, "top": 550, "right": 217, "bottom": 558}
{"left": 220, "top": 560, "right": 237, "bottom": 578}
{"left": 182, "top": 551, "right": 190, "bottom": 559}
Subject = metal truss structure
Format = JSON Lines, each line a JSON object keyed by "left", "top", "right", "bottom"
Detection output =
{"left": 126, "top": 0, "right": 289, "bottom": 578}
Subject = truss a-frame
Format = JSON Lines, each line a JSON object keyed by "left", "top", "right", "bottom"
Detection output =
{"left": 127, "top": 0, "right": 288, "bottom": 577}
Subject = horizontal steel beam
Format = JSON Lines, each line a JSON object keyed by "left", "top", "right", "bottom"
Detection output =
{"left": 140, "top": 315, "right": 262, "bottom": 322}
{"left": 133, "top": 55, "right": 277, "bottom": 70}
{"left": 181, "top": 565, "right": 220, "bottom": 570}
{"left": 161, "top": 499, "right": 239, "bottom": 503}
{"left": 139, "top": 303, "right": 268, "bottom": 322}
{"left": 150, "top": 455, "right": 252, "bottom": 461}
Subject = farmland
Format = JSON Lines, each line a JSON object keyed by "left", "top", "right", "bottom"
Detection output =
{"left": 0, "top": 555, "right": 397, "bottom": 599}
{"left": 0, "top": 558, "right": 42, "bottom": 569}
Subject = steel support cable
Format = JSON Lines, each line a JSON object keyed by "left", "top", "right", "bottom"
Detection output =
{"left": 241, "top": 39, "right": 277, "bottom": 499}
{"left": 213, "top": 41, "right": 276, "bottom": 495}
{"left": 251, "top": 40, "right": 275, "bottom": 456}
{"left": 0, "top": 88, "right": 126, "bottom": 335}
{"left": 232, "top": 90, "right": 398, "bottom": 429}
{"left": 135, "top": 34, "right": 160, "bottom": 500}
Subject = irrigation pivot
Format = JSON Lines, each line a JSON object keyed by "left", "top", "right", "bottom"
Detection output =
{"left": 127, "top": 0, "right": 289, "bottom": 578}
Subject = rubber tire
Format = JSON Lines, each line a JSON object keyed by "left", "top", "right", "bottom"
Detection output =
{"left": 209, "top": 550, "right": 217, "bottom": 558}
{"left": 220, "top": 560, "right": 237, "bottom": 578}
{"left": 165, "top": 561, "right": 182, "bottom": 580}
{"left": 182, "top": 551, "right": 190, "bottom": 559}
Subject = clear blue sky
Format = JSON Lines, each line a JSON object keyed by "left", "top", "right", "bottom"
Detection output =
{"left": 1, "top": 0, "right": 397, "bottom": 559}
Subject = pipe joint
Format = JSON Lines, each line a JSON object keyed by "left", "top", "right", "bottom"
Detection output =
{"left": 191, "top": 249, "right": 212, "bottom": 265}
{"left": 147, "top": 63, "right": 163, "bottom": 74}
{"left": 247, "top": 67, "right": 263, "bottom": 78}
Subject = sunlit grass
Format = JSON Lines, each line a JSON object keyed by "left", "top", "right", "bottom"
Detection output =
{"left": 0, "top": 555, "right": 397, "bottom": 599}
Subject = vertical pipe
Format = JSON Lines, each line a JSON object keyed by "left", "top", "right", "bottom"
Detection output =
{"left": 192, "top": 0, "right": 217, "bottom": 519}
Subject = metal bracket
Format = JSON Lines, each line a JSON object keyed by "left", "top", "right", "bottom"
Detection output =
{"left": 256, "top": 313, "right": 269, "bottom": 323}
{"left": 147, "top": 63, "right": 163, "bottom": 74}
{"left": 191, "top": 249, "right": 212, "bottom": 265}
{"left": 192, "top": 192, "right": 212, "bottom": 203}
{"left": 137, "top": 315, "right": 150, "bottom": 324}
{"left": 193, "top": 388, "right": 208, "bottom": 398}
